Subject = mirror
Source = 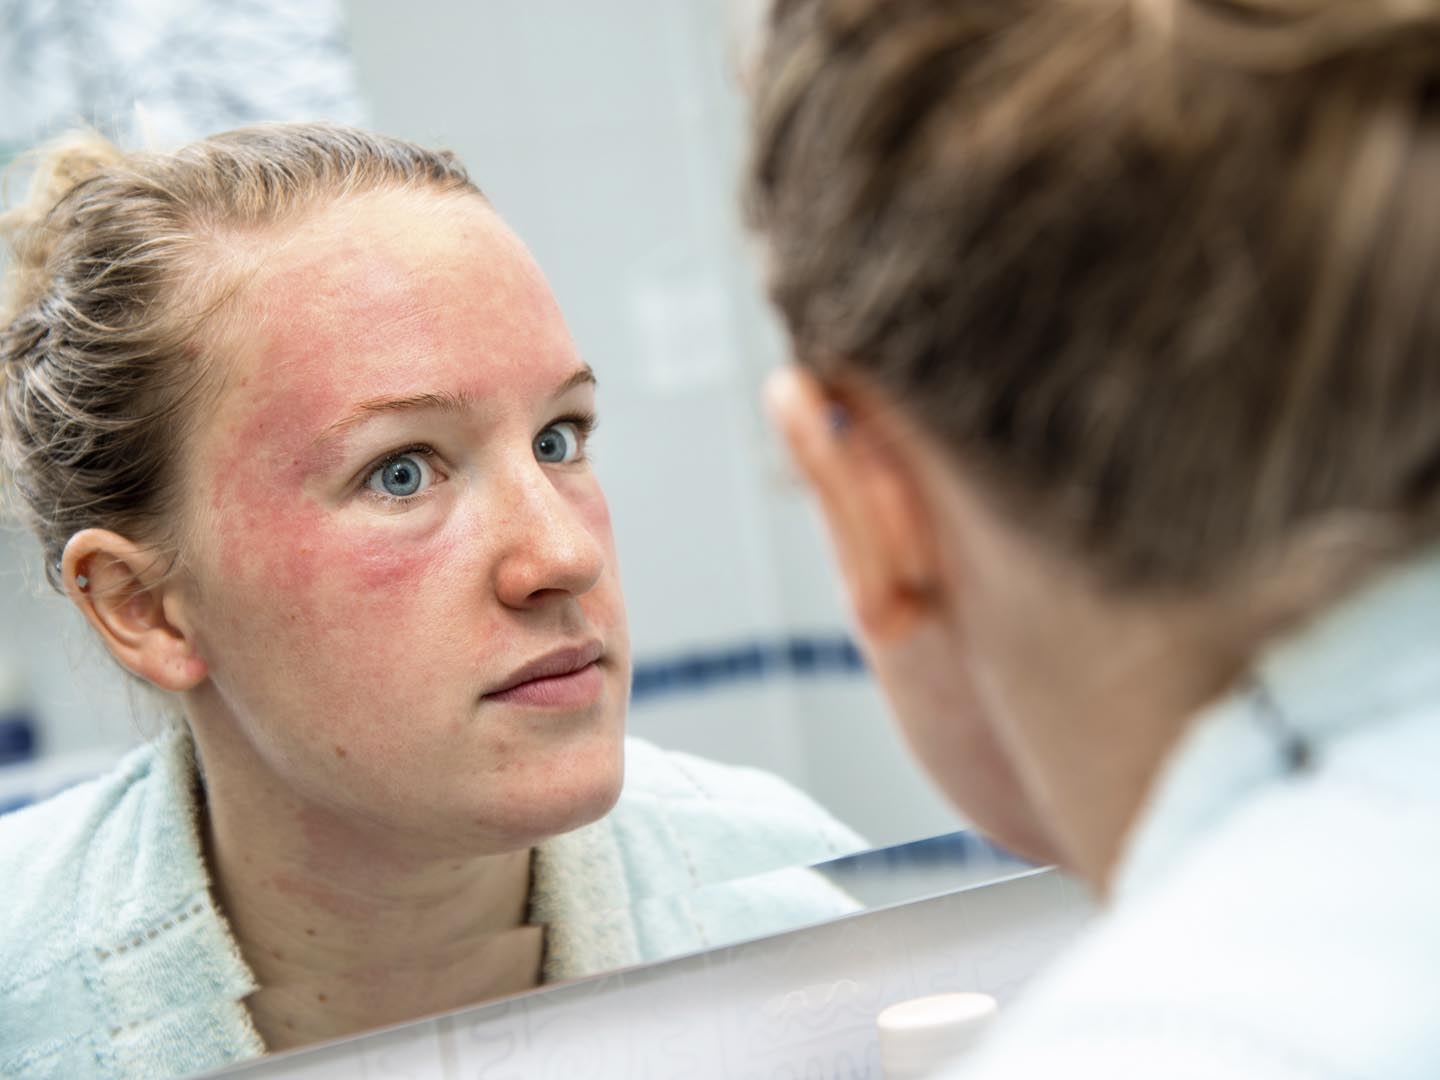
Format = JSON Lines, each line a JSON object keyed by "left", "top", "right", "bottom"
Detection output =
{"left": 0, "top": 2, "right": 998, "bottom": 1075}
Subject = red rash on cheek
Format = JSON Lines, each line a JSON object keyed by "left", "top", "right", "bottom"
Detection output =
{"left": 572, "top": 483, "right": 618, "bottom": 556}
{"left": 207, "top": 391, "right": 333, "bottom": 594}
{"left": 350, "top": 529, "right": 444, "bottom": 593}
{"left": 203, "top": 305, "right": 360, "bottom": 593}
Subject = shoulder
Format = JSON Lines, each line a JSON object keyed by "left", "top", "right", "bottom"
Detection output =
{"left": 0, "top": 732, "right": 194, "bottom": 1013}
{"left": 534, "top": 741, "right": 867, "bottom": 978}
{"left": 0, "top": 742, "right": 158, "bottom": 952}
{"left": 0, "top": 730, "right": 263, "bottom": 1075}
{"left": 599, "top": 739, "right": 864, "bottom": 964}
{"left": 954, "top": 769, "right": 1440, "bottom": 1079}
{"left": 615, "top": 736, "right": 867, "bottom": 888}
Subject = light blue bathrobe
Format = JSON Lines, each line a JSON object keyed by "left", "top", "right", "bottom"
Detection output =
{"left": 0, "top": 734, "right": 863, "bottom": 1079}
{"left": 950, "top": 550, "right": 1440, "bottom": 1079}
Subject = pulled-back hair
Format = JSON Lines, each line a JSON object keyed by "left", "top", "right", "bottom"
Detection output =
{"left": 1, "top": 122, "right": 478, "bottom": 589}
{"left": 746, "top": 0, "right": 1440, "bottom": 591}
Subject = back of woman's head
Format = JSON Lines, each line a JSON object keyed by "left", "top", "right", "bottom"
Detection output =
{"left": 0, "top": 123, "right": 477, "bottom": 589}
{"left": 747, "top": 0, "right": 1440, "bottom": 592}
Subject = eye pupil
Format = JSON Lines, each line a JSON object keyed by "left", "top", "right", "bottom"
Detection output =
{"left": 535, "top": 425, "right": 574, "bottom": 464}
{"left": 382, "top": 457, "right": 422, "bottom": 497}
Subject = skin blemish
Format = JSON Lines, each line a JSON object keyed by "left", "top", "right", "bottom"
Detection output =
{"left": 334, "top": 745, "right": 348, "bottom": 759}
{"left": 317, "top": 993, "right": 328, "bottom": 1004}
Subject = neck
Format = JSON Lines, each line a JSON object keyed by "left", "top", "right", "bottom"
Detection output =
{"left": 949, "top": 489, "right": 1262, "bottom": 895}
{"left": 187, "top": 715, "right": 543, "bottom": 1052}
{"left": 991, "top": 600, "right": 1249, "bottom": 894}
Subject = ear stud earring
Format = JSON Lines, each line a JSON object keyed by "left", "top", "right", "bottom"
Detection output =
{"left": 75, "top": 575, "right": 89, "bottom": 591}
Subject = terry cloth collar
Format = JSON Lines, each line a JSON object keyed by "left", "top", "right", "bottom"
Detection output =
{"left": 71, "top": 727, "right": 265, "bottom": 1074}
{"left": 75, "top": 726, "right": 641, "bottom": 1064}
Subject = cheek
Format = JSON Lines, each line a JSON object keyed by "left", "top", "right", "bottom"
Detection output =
{"left": 574, "top": 482, "right": 620, "bottom": 562}
{"left": 350, "top": 526, "right": 456, "bottom": 594}
{"left": 236, "top": 524, "right": 461, "bottom": 646}
{"left": 198, "top": 520, "right": 473, "bottom": 744}
{"left": 204, "top": 386, "right": 339, "bottom": 588}
{"left": 574, "top": 486, "right": 627, "bottom": 622}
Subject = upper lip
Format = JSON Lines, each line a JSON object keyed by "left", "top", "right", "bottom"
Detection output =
{"left": 485, "top": 640, "right": 604, "bottom": 696}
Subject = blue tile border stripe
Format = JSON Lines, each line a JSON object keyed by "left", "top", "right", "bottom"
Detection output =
{"left": 0, "top": 713, "right": 36, "bottom": 767}
{"left": 819, "top": 828, "right": 1033, "bottom": 874}
{"left": 629, "top": 634, "right": 867, "bottom": 704}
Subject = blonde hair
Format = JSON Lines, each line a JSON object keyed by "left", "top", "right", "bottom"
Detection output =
{"left": 747, "top": 0, "right": 1440, "bottom": 592}
{"left": 1, "top": 122, "right": 479, "bottom": 589}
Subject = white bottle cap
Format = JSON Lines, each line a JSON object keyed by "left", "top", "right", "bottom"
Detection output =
{"left": 878, "top": 992, "right": 998, "bottom": 1079}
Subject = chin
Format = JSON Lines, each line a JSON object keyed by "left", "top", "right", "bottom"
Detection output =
{"left": 477, "top": 735, "right": 626, "bottom": 849}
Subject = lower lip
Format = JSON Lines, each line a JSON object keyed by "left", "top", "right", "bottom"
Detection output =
{"left": 485, "top": 662, "right": 604, "bottom": 709}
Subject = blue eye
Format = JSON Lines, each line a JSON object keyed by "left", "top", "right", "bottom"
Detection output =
{"left": 365, "top": 452, "right": 433, "bottom": 498}
{"left": 534, "top": 422, "right": 582, "bottom": 464}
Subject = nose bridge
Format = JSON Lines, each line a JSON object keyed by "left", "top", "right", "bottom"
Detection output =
{"left": 490, "top": 452, "right": 603, "bottom": 602}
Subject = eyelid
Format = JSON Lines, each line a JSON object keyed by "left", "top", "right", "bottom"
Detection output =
{"left": 552, "top": 411, "right": 597, "bottom": 436}
{"left": 357, "top": 444, "right": 444, "bottom": 504}
{"left": 545, "top": 413, "right": 597, "bottom": 464}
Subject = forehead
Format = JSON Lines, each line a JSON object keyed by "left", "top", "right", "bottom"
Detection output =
{"left": 215, "top": 190, "right": 575, "bottom": 407}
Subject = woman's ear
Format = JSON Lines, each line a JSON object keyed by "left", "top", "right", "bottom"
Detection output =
{"left": 61, "top": 529, "right": 209, "bottom": 692}
{"left": 765, "top": 366, "right": 944, "bottom": 643}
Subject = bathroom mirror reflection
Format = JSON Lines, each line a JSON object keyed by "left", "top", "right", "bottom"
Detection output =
{"left": 0, "top": 1, "right": 976, "bottom": 1075}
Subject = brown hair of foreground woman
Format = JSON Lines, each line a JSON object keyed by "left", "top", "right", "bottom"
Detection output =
{"left": 750, "top": 0, "right": 1440, "bottom": 593}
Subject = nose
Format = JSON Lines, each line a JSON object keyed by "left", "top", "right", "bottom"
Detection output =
{"left": 490, "top": 463, "right": 607, "bottom": 610}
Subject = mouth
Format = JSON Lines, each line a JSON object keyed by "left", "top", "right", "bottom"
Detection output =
{"left": 483, "top": 640, "right": 606, "bottom": 709}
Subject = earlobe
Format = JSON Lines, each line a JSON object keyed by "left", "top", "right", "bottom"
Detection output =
{"left": 765, "top": 366, "right": 945, "bottom": 644}
{"left": 61, "top": 529, "right": 209, "bottom": 692}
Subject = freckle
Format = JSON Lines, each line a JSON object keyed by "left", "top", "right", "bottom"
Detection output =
{"left": 451, "top": 863, "right": 462, "bottom": 871}
{"left": 272, "top": 949, "right": 285, "bottom": 961}
{"left": 334, "top": 745, "right": 348, "bottom": 758}
{"left": 284, "top": 1019, "right": 295, "bottom": 1030}
{"left": 317, "top": 993, "right": 328, "bottom": 1003}
{"left": 305, "top": 928, "right": 316, "bottom": 937}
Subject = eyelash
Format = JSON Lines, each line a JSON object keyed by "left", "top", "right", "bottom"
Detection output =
{"left": 361, "top": 444, "right": 442, "bottom": 507}
{"left": 552, "top": 411, "right": 599, "bottom": 461}
{"left": 354, "top": 412, "right": 600, "bottom": 505}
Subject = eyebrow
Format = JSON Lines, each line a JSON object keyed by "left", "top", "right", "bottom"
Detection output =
{"left": 311, "top": 365, "right": 597, "bottom": 449}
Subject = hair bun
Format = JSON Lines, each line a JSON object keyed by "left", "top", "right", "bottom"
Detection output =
{"left": 2, "top": 131, "right": 125, "bottom": 326}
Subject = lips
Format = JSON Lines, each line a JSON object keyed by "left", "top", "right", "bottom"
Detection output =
{"left": 484, "top": 641, "right": 605, "bottom": 706}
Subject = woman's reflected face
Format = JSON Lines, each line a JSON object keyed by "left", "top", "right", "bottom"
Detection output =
{"left": 179, "top": 189, "right": 629, "bottom": 851}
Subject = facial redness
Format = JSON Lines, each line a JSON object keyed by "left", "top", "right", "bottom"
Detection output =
{"left": 174, "top": 190, "right": 628, "bottom": 853}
